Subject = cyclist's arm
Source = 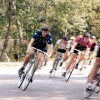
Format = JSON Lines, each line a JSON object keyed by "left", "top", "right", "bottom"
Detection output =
{"left": 70, "top": 42, "right": 77, "bottom": 52}
{"left": 47, "top": 44, "right": 53, "bottom": 57}
{"left": 53, "top": 44, "right": 59, "bottom": 51}
{"left": 27, "top": 38, "right": 35, "bottom": 52}
{"left": 66, "top": 43, "right": 70, "bottom": 54}
{"left": 53, "top": 39, "right": 61, "bottom": 51}
{"left": 84, "top": 48, "right": 90, "bottom": 57}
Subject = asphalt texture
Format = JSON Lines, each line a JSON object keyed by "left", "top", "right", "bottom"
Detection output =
{"left": 0, "top": 61, "right": 99, "bottom": 100}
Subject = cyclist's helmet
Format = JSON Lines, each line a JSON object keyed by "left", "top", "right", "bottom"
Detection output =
{"left": 91, "top": 36, "right": 96, "bottom": 39}
{"left": 83, "top": 32, "right": 91, "bottom": 38}
{"left": 41, "top": 25, "right": 49, "bottom": 31}
{"left": 62, "top": 36, "right": 68, "bottom": 41}
{"left": 70, "top": 36, "right": 75, "bottom": 40}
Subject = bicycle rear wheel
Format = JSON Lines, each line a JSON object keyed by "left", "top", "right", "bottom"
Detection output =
{"left": 21, "top": 64, "right": 37, "bottom": 91}
{"left": 49, "top": 59, "right": 59, "bottom": 78}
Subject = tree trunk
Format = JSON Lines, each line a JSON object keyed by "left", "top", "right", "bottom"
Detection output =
{"left": 0, "top": 0, "right": 12, "bottom": 61}
{"left": 17, "top": 20, "right": 23, "bottom": 45}
{"left": 44, "top": 0, "right": 47, "bottom": 24}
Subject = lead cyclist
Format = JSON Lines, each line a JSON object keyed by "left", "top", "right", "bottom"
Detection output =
{"left": 18, "top": 25, "right": 52, "bottom": 76}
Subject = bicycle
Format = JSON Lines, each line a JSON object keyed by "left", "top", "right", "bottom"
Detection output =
{"left": 18, "top": 47, "right": 47, "bottom": 91}
{"left": 65, "top": 49, "right": 84, "bottom": 82}
{"left": 49, "top": 51, "right": 63, "bottom": 78}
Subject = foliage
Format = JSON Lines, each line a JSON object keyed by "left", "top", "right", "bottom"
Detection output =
{"left": 0, "top": 0, "right": 100, "bottom": 61}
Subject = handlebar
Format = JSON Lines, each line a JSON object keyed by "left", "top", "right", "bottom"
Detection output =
{"left": 31, "top": 47, "right": 48, "bottom": 57}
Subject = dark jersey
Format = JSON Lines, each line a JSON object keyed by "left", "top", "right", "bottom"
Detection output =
{"left": 90, "top": 42, "right": 96, "bottom": 52}
{"left": 96, "top": 43, "right": 100, "bottom": 57}
{"left": 32, "top": 31, "right": 52, "bottom": 51}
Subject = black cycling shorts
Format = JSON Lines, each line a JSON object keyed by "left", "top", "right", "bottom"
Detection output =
{"left": 57, "top": 49, "right": 66, "bottom": 53}
{"left": 96, "top": 46, "right": 100, "bottom": 57}
{"left": 73, "top": 43, "right": 87, "bottom": 54}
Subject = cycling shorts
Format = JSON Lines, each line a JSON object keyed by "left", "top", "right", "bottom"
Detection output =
{"left": 57, "top": 49, "right": 66, "bottom": 53}
{"left": 73, "top": 43, "right": 87, "bottom": 54}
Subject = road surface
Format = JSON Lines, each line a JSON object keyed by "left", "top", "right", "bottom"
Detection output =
{"left": 0, "top": 61, "right": 99, "bottom": 100}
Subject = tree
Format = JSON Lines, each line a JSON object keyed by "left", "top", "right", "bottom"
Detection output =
{"left": 0, "top": 0, "right": 13, "bottom": 61}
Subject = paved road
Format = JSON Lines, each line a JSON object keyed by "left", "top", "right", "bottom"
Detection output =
{"left": 0, "top": 61, "right": 99, "bottom": 100}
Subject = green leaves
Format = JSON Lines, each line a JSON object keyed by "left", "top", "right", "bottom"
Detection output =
{"left": 0, "top": 0, "right": 99, "bottom": 38}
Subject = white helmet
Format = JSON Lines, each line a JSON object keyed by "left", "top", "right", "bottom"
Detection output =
{"left": 91, "top": 36, "right": 96, "bottom": 39}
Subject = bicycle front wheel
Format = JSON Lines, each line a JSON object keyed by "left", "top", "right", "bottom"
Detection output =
{"left": 18, "top": 73, "right": 26, "bottom": 88}
{"left": 21, "top": 64, "right": 37, "bottom": 91}
{"left": 49, "top": 59, "right": 59, "bottom": 78}
{"left": 65, "top": 69, "right": 73, "bottom": 82}
{"left": 18, "top": 61, "right": 33, "bottom": 88}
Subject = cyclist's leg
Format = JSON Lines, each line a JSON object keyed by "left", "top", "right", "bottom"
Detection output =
{"left": 85, "top": 57, "right": 100, "bottom": 95}
{"left": 35, "top": 52, "right": 44, "bottom": 69}
{"left": 50, "top": 52, "right": 58, "bottom": 73}
{"left": 60, "top": 52, "right": 68, "bottom": 66}
{"left": 23, "top": 48, "right": 35, "bottom": 66}
{"left": 44, "top": 56, "right": 48, "bottom": 66}
{"left": 62, "top": 53, "right": 77, "bottom": 77}
{"left": 66, "top": 53, "right": 77, "bottom": 70}
{"left": 88, "top": 57, "right": 100, "bottom": 84}
{"left": 75, "top": 52, "right": 85, "bottom": 69}
{"left": 85, "top": 46, "right": 100, "bottom": 93}
{"left": 18, "top": 48, "right": 35, "bottom": 75}
{"left": 88, "top": 45, "right": 100, "bottom": 84}
{"left": 89, "top": 52, "right": 96, "bottom": 65}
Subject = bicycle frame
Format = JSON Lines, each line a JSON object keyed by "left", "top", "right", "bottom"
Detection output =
{"left": 49, "top": 51, "right": 63, "bottom": 78}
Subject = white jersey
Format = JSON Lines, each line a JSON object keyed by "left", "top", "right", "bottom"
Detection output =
{"left": 56, "top": 39, "right": 70, "bottom": 50}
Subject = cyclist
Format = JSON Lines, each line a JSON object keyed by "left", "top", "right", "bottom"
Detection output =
{"left": 18, "top": 25, "right": 52, "bottom": 76}
{"left": 50, "top": 36, "right": 70, "bottom": 73}
{"left": 62, "top": 32, "right": 92, "bottom": 77}
{"left": 68, "top": 36, "right": 75, "bottom": 51}
{"left": 74, "top": 35, "right": 97, "bottom": 69}
{"left": 85, "top": 43, "right": 100, "bottom": 95}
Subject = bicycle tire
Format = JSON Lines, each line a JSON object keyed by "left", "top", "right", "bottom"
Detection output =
{"left": 18, "top": 73, "right": 26, "bottom": 88}
{"left": 22, "top": 64, "right": 37, "bottom": 91}
{"left": 49, "top": 59, "right": 59, "bottom": 78}
{"left": 65, "top": 69, "right": 74, "bottom": 82}
{"left": 65, "top": 60, "right": 77, "bottom": 82}
{"left": 18, "top": 61, "right": 33, "bottom": 88}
